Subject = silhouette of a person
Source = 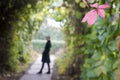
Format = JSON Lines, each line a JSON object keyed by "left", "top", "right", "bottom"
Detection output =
{"left": 38, "top": 36, "right": 51, "bottom": 74}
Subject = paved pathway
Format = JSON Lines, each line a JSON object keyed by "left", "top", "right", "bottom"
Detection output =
{"left": 20, "top": 55, "right": 56, "bottom": 80}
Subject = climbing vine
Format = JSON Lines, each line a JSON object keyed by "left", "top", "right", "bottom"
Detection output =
{"left": 0, "top": 0, "right": 46, "bottom": 72}
{"left": 54, "top": 0, "right": 120, "bottom": 80}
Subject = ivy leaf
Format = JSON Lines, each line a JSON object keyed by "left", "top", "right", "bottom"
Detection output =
{"left": 98, "top": 32, "right": 108, "bottom": 43}
{"left": 75, "top": 0, "right": 80, "bottom": 4}
{"left": 87, "top": 70, "right": 97, "bottom": 78}
{"left": 108, "top": 41, "right": 117, "bottom": 51}
{"left": 95, "top": 67, "right": 102, "bottom": 76}
{"left": 91, "top": 51, "right": 101, "bottom": 60}
{"left": 104, "top": 59, "right": 112, "bottom": 72}
{"left": 75, "top": 11, "right": 82, "bottom": 19}
{"left": 98, "top": 29, "right": 105, "bottom": 35}
{"left": 93, "top": 60, "right": 102, "bottom": 67}
{"left": 97, "top": 65, "right": 107, "bottom": 75}
{"left": 79, "top": 2, "right": 86, "bottom": 8}
{"left": 113, "top": 59, "right": 120, "bottom": 69}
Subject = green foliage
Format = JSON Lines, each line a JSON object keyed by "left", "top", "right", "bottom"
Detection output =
{"left": 80, "top": 1, "right": 120, "bottom": 80}
{"left": 18, "top": 53, "right": 31, "bottom": 63}
{"left": 55, "top": 0, "right": 120, "bottom": 80}
{"left": 75, "top": 0, "right": 80, "bottom": 4}
{"left": 6, "top": 27, "right": 19, "bottom": 72}
{"left": 49, "top": 7, "right": 69, "bottom": 21}
{"left": 55, "top": 16, "right": 83, "bottom": 76}
{"left": 55, "top": 52, "right": 71, "bottom": 74}
{"left": 0, "top": 0, "right": 47, "bottom": 72}
{"left": 75, "top": 11, "right": 82, "bottom": 19}
{"left": 79, "top": 2, "right": 86, "bottom": 8}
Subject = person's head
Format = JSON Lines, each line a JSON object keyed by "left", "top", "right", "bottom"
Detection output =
{"left": 46, "top": 36, "right": 50, "bottom": 40}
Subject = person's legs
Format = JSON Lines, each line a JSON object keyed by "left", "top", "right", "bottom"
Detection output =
{"left": 46, "top": 62, "right": 50, "bottom": 74}
{"left": 38, "top": 62, "right": 44, "bottom": 74}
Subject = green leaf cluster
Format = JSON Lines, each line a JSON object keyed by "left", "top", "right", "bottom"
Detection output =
{"left": 55, "top": 0, "right": 120, "bottom": 80}
{"left": 80, "top": 1, "right": 120, "bottom": 80}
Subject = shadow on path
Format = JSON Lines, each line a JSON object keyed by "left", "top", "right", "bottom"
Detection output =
{"left": 20, "top": 55, "right": 56, "bottom": 80}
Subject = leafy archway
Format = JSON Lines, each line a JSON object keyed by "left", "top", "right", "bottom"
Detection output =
{"left": 0, "top": 0, "right": 67, "bottom": 73}
{"left": 0, "top": 0, "right": 46, "bottom": 72}
{"left": 0, "top": 0, "right": 120, "bottom": 80}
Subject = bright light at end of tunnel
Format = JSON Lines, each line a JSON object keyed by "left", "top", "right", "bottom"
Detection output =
{"left": 51, "top": 0, "right": 63, "bottom": 7}
{"left": 46, "top": 18, "right": 65, "bottom": 29}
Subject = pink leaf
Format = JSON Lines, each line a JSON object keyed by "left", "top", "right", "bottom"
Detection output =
{"left": 82, "top": 10, "right": 97, "bottom": 26}
{"left": 82, "top": 16, "right": 87, "bottom": 22}
{"left": 81, "top": 10, "right": 94, "bottom": 22}
{"left": 82, "top": 14, "right": 88, "bottom": 22}
{"left": 90, "top": 3, "right": 98, "bottom": 8}
{"left": 97, "top": 9, "right": 105, "bottom": 18}
{"left": 98, "top": 4, "right": 110, "bottom": 9}
{"left": 81, "top": 3, "right": 109, "bottom": 26}
{"left": 87, "top": 10, "right": 97, "bottom": 26}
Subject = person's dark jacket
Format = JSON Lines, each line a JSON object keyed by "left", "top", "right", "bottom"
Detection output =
{"left": 42, "top": 40, "right": 51, "bottom": 63}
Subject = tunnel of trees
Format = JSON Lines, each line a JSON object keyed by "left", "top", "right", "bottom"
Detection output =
{"left": 0, "top": 0, "right": 120, "bottom": 80}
